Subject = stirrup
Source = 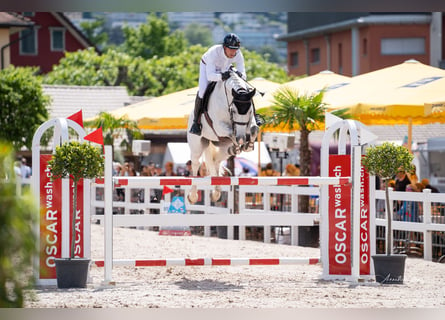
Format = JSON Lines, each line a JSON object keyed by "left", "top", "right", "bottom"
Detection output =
{"left": 189, "top": 122, "right": 202, "bottom": 135}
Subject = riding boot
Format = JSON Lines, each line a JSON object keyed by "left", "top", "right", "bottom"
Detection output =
{"left": 189, "top": 95, "right": 204, "bottom": 135}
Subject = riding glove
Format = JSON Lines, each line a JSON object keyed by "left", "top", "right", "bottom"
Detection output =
{"left": 221, "top": 71, "right": 231, "bottom": 81}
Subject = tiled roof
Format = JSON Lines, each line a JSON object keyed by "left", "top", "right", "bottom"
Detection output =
{"left": 304, "top": 123, "right": 445, "bottom": 144}
{"left": 0, "top": 12, "right": 33, "bottom": 27}
{"left": 43, "top": 85, "right": 132, "bottom": 120}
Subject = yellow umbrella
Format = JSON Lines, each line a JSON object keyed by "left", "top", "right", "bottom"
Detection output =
{"left": 250, "top": 78, "right": 282, "bottom": 109}
{"left": 284, "top": 70, "right": 351, "bottom": 94}
{"left": 325, "top": 59, "right": 445, "bottom": 116}
{"left": 109, "top": 87, "right": 198, "bottom": 130}
{"left": 256, "top": 70, "right": 352, "bottom": 112}
{"left": 323, "top": 59, "right": 445, "bottom": 151}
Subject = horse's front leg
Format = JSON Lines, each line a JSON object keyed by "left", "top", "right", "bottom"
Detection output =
{"left": 243, "top": 124, "right": 259, "bottom": 152}
{"left": 187, "top": 159, "right": 201, "bottom": 204}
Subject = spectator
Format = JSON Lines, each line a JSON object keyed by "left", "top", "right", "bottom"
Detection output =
{"left": 407, "top": 165, "right": 418, "bottom": 185}
{"left": 113, "top": 162, "right": 122, "bottom": 176}
{"left": 160, "top": 161, "right": 177, "bottom": 176}
{"left": 154, "top": 164, "right": 162, "bottom": 176}
{"left": 183, "top": 160, "right": 192, "bottom": 176}
{"left": 260, "top": 163, "right": 280, "bottom": 176}
{"left": 14, "top": 161, "right": 22, "bottom": 178}
{"left": 20, "top": 157, "right": 31, "bottom": 179}
{"left": 421, "top": 178, "right": 440, "bottom": 193}
{"left": 395, "top": 167, "right": 411, "bottom": 191}
{"left": 283, "top": 163, "right": 300, "bottom": 176}
{"left": 140, "top": 164, "right": 151, "bottom": 176}
{"left": 398, "top": 182, "right": 425, "bottom": 222}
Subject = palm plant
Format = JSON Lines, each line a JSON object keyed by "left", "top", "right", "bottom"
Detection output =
{"left": 259, "top": 87, "right": 326, "bottom": 212}
{"left": 84, "top": 111, "right": 142, "bottom": 155}
{"left": 361, "top": 142, "right": 414, "bottom": 255}
{"left": 259, "top": 86, "right": 352, "bottom": 212}
{"left": 48, "top": 141, "right": 104, "bottom": 258}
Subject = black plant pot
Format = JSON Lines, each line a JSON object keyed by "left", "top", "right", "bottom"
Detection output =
{"left": 55, "top": 258, "right": 90, "bottom": 288}
{"left": 372, "top": 254, "right": 407, "bottom": 284}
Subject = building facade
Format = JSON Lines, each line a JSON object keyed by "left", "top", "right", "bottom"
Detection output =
{"left": 9, "top": 12, "right": 95, "bottom": 73}
{"left": 278, "top": 13, "right": 444, "bottom": 77}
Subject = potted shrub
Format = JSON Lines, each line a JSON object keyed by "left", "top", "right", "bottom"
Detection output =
{"left": 48, "top": 141, "right": 104, "bottom": 288}
{"left": 361, "top": 142, "right": 414, "bottom": 284}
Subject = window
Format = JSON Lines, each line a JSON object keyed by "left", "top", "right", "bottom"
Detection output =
{"left": 19, "top": 28, "right": 37, "bottom": 55}
{"left": 381, "top": 38, "right": 425, "bottom": 55}
{"left": 310, "top": 48, "right": 320, "bottom": 64}
{"left": 50, "top": 28, "right": 65, "bottom": 51}
{"left": 22, "top": 12, "right": 35, "bottom": 17}
{"left": 290, "top": 52, "right": 299, "bottom": 67}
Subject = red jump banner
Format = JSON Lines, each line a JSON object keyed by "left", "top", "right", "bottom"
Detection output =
{"left": 39, "top": 154, "right": 62, "bottom": 279}
{"left": 39, "top": 154, "right": 85, "bottom": 280}
{"left": 359, "top": 158, "right": 371, "bottom": 275}
{"left": 328, "top": 154, "right": 352, "bottom": 275}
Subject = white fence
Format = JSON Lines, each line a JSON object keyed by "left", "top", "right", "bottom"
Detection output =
{"left": 89, "top": 180, "right": 445, "bottom": 262}
{"left": 91, "top": 181, "right": 321, "bottom": 245}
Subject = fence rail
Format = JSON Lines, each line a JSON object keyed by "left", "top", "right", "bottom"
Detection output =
{"left": 89, "top": 180, "right": 445, "bottom": 262}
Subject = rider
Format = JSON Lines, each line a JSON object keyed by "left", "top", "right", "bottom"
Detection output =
{"left": 189, "top": 33, "right": 263, "bottom": 136}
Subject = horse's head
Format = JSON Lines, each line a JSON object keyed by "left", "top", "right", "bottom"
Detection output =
{"left": 225, "top": 70, "right": 256, "bottom": 147}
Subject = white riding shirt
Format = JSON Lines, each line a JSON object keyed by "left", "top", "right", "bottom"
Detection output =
{"left": 198, "top": 44, "right": 246, "bottom": 98}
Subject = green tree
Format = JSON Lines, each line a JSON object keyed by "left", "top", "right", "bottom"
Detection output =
{"left": 44, "top": 45, "right": 290, "bottom": 97}
{"left": 0, "top": 66, "right": 50, "bottom": 150}
{"left": 121, "top": 13, "right": 187, "bottom": 59}
{"left": 361, "top": 142, "right": 414, "bottom": 255}
{"left": 0, "top": 142, "right": 37, "bottom": 307}
{"left": 184, "top": 23, "right": 213, "bottom": 46}
{"left": 48, "top": 141, "right": 104, "bottom": 258}
{"left": 79, "top": 15, "right": 109, "bottom": 49}
{"left": 44, "top": 48, "right": 157, "bottom": 96}
{"left": 83, "top": 112, "right": 143, "bottom": 160}
{"left": 243, "top": 50, "right": 290, "bottom": 83}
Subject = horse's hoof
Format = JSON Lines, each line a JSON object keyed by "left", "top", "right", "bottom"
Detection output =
{"left": 187, "top": 194, "right": 198, "bottom": 204}
{"left": 211, "top": 191, "right": 221, "bottom": 202}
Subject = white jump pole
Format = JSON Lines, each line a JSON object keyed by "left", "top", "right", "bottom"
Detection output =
{"left": 103, "top": 145, "right": 113, "bottom": 284}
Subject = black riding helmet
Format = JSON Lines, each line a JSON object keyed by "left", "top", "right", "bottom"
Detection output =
{"left": 223, "top": 33, "right": 241, "bottom": 49}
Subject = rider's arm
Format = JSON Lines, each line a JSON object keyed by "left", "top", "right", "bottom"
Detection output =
{"left": 234, "top": 50, "right": 246, "bottom": 80}
{"left": 203, "top": 45, "right": 225, "bottom": 82}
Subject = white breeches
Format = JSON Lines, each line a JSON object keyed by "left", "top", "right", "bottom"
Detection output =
{"left": 198, "top": 61, "right": 209, "bottom": 99}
